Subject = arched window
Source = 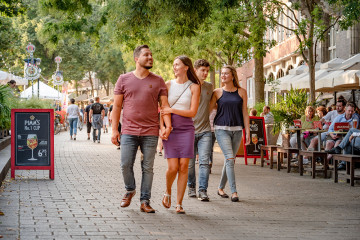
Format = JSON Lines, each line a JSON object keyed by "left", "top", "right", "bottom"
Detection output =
{"left": 266, "top": 72, "right": 274, "bottom": 84}
{"left": 285, "top": 65, "right": 294, "bottom": 75}
{"left": 276, "top": 69, "right": 284, "bottom": 79}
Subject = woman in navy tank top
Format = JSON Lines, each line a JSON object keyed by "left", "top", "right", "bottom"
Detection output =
{"left": 210, "top": 65, "right": 250, "bottom": 202}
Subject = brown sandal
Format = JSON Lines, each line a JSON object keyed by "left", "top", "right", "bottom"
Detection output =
{"left": 175, "top": 205, "right": 185, "bottom": 214}
{"left": 162, "top": 193, "right": 171, "bottom": 208}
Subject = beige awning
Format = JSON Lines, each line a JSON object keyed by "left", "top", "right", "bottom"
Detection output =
{"left": 315, "top": 70, "right": 344, "bottom": 92}
{"left": 292, "top": 69, "right": 331, "bottom": 90}
{"left": 333, "top": 70, "right": 360, "bottom": 90}
{"left": 75, "top": 94, "right": 88, "bottom": 102}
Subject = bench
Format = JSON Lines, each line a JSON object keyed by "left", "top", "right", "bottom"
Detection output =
{"left": 276, "top": 147, "right": 299, "bottom": 172}
{"left": 298, "top": 150, "right": 328, "bottom": 178}
{"left": 260, "top": 145, "right": 279, "bottom": 169}
{"left": 332, "top": 154, "right": 360, "bottom": 186}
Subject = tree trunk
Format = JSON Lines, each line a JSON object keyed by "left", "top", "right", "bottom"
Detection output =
{"left": 308, "top": 20, "right": 316, "bottom": 103}
{"left": 107, "top": 80, "right": 110, "bottom": 96}
{"left": 321, "top": 14, "right": 330, "bottom": 63}
{"left": 75, "top": 80, "right": 79, "bottom": 97}
{"left": 254, "top": 56, "right": 265, "bottom": 104}
{"left": 210, "top": 60, "right": 216, "bottom": 87}
{"left": 88, "top": 71, "right": 94, "bottom": 97}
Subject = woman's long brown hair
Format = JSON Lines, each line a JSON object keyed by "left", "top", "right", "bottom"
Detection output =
{"left": 175, "top": 55, "right": 200, "bottom": 85}
{"left": 222, "top": 65, "right": 241, "bottom": 88}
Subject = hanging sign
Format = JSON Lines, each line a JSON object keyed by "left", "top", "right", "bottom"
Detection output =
{"left": 11, "top": 109, "right": 54, "bottom": 179}
{"left": 52, "top": 71, "right": 64, "bottom": 85}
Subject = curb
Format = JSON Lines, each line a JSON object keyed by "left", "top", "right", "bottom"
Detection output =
{"left": 0, "top": 136, "right": 11, "bottom": 187}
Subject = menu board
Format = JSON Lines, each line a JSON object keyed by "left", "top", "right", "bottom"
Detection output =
{"left": 14, "top": 112, "right": 50, "bottom": 166}
{"left": 244, "top": 117, "right": 267, "bottom": 157}
{"left": 11, "top": 109, "right": 54, "bottom": 179}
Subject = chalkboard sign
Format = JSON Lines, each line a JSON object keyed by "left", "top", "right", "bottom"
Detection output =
{"left": 237, "top": 116, "right": 268, "bottom": 163}
{"left": 11, "top": 109, "right": 54, "bottom": 179}
{"left": 245, "top": 116, "right": 267, "bottom": 156}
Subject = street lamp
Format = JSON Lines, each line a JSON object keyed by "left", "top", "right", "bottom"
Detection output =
{"left": 52, "top": 56, "right": 63, "bottom": 111}
{"left": 24, "top": 43, "right": 41, "bottom": 97}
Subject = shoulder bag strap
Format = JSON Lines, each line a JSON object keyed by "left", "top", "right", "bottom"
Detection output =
{"left": 170, "top": 82, "right": 192, "bottom": 108}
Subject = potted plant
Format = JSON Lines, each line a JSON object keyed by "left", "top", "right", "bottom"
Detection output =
{"left": 271, "top": 88, "right": 309, "bottom": 147}
{"left": 0, "top": 85, "right": 12, "bottom": 138}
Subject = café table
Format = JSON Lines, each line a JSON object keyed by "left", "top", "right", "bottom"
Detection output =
{"left": 305, "top": 129, "right": 327, "bottom": 151}
{"left": 285, "top": 127, "right": 307, "bottom": 150}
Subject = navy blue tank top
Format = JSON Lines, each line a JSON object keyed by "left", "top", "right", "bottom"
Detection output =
{"left": 214, "top": 89, "right": 244, "bottom": 127}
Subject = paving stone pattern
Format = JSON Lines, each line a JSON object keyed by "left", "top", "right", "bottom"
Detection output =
{"left": 0, "top": 129, "right": 360, "bottom": 239}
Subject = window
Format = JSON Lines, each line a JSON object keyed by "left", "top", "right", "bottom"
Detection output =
{"left": 276, "top": 69, "right": 284, "bottom": 79}
{"left": 286, "top": 65, "right": 294, "bottom": 75}
{"left": 329, "top": 26, "right": 336, "bottom": 60}
{"left": 247, "top": 78, "right": 252, "bottom": 99}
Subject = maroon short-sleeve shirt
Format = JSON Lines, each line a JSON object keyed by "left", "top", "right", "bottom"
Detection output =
{"left": 114, "top": 72, "right": 167, "bottom": 136}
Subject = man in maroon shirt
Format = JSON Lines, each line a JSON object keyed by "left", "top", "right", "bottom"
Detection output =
{"left": 111, "top": 45, "right": 171, "bottom": 213}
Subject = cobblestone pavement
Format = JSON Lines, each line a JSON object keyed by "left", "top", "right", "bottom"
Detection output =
{"left": 0, "top": 128, "right": 360, "bottom": 240}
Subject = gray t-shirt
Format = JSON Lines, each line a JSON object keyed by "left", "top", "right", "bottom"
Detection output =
{"left": 193, "top": 81, "right": 213, "bottom": 134}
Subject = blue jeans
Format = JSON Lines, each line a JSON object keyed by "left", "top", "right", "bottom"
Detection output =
{"left": 120, "top": 134, "right": 158, "bottom": 202}
{"left": 215, "top": 129, "right": 243, "bottom": 194}
{"left": 69, "top": 118, "right": 78, "bottom": 136}
{"left": 187, "top": 131, "right": 212, "bottom": 191}
{"left": 338, "top": 129, "right": 360, "bottom": 165}
{"left": 210, "top": 132, "right": 216, "bottom": 164}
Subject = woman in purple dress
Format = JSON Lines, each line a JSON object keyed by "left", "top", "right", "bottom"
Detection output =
{"left": 160, "top": 56, "right": 200, "bottom": 214}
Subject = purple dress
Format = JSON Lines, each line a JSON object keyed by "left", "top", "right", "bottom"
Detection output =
{"left": 162, "top": 114, "right": 195, "bottom": 158}
{"left": 162, "top": 80, "right": 195, "bottom": 158}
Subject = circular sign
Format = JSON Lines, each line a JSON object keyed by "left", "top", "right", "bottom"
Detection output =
{"left": 52, "top": 71, "right": 64, "bottom": 85}
{"left": 54, "top": 56, "right": 62, "bottom": 64}
{"left": 26, "top": 43, "right": 36, "bottom": 54}
{"left": 25, "top": 65, "right": 41, "bottom": 80}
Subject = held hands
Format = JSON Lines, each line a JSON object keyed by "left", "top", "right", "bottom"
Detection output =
{"left": 160, "top": 127, "right": 171, "bottom": 140}
{"left": 111, "top": 131, "right": 120, "bottom": 146}
{"left": 161, "top": 106, "right": 172, "bottom": 115}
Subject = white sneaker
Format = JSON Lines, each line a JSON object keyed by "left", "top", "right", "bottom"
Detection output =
{"left": 303, "top": 158, "right": 309, "bottom": 165}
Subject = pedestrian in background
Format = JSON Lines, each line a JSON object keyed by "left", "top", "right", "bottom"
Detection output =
{"left": 111, "top": 45, "right": 171, "bottom": 213}
{"left": 84, "top": 99, "right": 94, "bottom": 140}
{"left": 210, "top": 65, "right": 250, "bottom": 202}
{"left": 66, "top": 98, "right": 81, "bottom": 140}
{"left": 187, "top": 59, "right": 213, "bottom": 201}
{"left": 103, "top": 104, "right": 109, "bottom": 133}
{"left": 89, "top": 97, "right": 105, "bottom": 143}
{"left": 161, "top": 55, "right": 200, "bottom": 214}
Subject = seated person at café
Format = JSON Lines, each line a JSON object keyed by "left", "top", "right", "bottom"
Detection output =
{"left": 324, "top": 102, "right": 359, "bottom": 161}
{"left": 316, "top": 106, "right": 327, "bottom": 119}
{"left": 290, "top": 106, "right": 319, "bottom": 149}
{"left": 250, "top": 108, "right": 257, "bottom": 117}
{"left": 260, "top": 105, "right": 274, "bottom": 124}
{"left": 326, "top": 128, "right": 360, "bottom": 170}
{"left": 308, "top": 99, "right": 347, "bottom": 150}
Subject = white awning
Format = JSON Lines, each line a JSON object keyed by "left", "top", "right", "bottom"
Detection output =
{"left": 0, "top": 71, "right": 29, "bottom": 85}
{"left": 333, "top": 53, "right": 360, "bottom": 70}
{"left": 315, "top": 70, "right": 344, "bottom": 92}
{"left": 292, "top": 69, "right": 331, "bottom": 90}
{"left": 20, "top": 81, "right": 62, "bottom": 100}
{"left": 333, "top": 70, "right": 360, "bottom": 90}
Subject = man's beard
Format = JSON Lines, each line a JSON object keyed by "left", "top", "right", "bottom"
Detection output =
{"left": 144, "top": 66, "right": 152, "bottom": 69}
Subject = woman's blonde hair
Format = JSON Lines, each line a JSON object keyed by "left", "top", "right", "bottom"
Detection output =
{"left": 222, "top": 65, "right": 241, "bottom": 88}
{"left": 305, "top": 106, "right": 315, "bottom": 118}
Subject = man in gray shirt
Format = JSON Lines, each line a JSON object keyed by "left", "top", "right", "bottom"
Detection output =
{"left": 187, "top": 59, "right": 213, "bottom": 201}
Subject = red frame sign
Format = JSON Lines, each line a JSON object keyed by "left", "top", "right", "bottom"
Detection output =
{"left": 237, "top": 116, "right": 268, "bottom": 164}
{"left": 11, "top": 109, "right": 54, "bottom": 179}
{"left": 293, "top": 119, "right": 302, "bottom": 128}
{"left": 334, "top": 122, "right": 350, "bottom": 131}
